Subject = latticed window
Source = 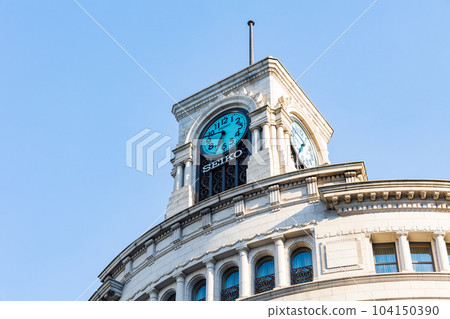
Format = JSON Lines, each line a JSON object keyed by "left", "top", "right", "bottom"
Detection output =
{"left": 410, "top": 243, "right": 434, "bottom": 272}
{"left": 192, "top": 280, "right": 206, "bottom": 301}
{"left": 373, "top": 243, "right": 398, "bottom": 273}
{"left": 255, "top": 257, "right": 275, "bottom": 294}
{"left": 290, "top": 248, "right": 313, "bottom": 284}
{"left": 221, "top": 267, "right": 239, "bottom": 301}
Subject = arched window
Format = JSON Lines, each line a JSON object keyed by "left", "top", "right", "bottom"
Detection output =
{"left": 255, "top": 257, "right": 275, "bottom": 294}
{"left": 192, "top": 280, "right": 206, "bottom": 301}
{"left": 161, "top": 290, "right": 176, "bottom": 301}
{"left": 291, "top": 248, "right": 313, "bottom": 285}
{"left": 221, "top": 267, "right": 239, "bottom": 301}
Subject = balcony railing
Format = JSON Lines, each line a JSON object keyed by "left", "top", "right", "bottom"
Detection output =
{"left": 291, "top": 265, "right": 313, "bottom": 285}
{"left": 220, "top": 284, "right": 239, "bottom": 301}
{"left": 255, "top": 274, "right": 275, "bottom": 294}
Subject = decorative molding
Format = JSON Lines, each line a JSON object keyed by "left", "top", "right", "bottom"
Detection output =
{"left": 145, "top": 239, "right": 156, "bottom": 264}
{"left": 98, "top": 162, "right": 368, "bottom": 282}
{"left": 233, "top": 195, "right": 246, "bottom": 221}
{"left": 126, "top": 220, "right": 318, "bottom": 300}
{"left": 306, "top": 177, "right": 319, "bottom": 203}
{"left": 171, "top": 223, "right": 182, "bottom": 249}
{"left": 344, "top": 171, "right": 357, "bottom": 183}
{"left": 321, "top": 181, "right": 450, "bottom": 213}
{"left": 91, "top": 277, "right": 124, "bottom": 301}
{"left": 172, "top": 67, "right": 270, "bottom": 121}
{"left": 316, "top": 227, "right": 449, "bottom": 240}
{"left": 201, "top": 208, "right": 212, "bottom": 230}
{"left": 268, "top": 184, "right": 281, "bottom": 209}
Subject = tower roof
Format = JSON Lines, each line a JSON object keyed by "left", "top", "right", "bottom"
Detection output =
{"left": 171, "top": 57, "right": 333, "bottom": 143}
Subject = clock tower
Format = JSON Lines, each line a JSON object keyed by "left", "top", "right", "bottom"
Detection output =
{"left": 166, "top": 57, "right": 333, "bottom": 218}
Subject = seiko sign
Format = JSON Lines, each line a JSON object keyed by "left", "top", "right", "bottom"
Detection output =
{"left": 202, "top": 150, "right": 243, "bottom": 173}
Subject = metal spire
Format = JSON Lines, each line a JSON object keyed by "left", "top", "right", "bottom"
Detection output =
{"left": 247, "top": 20, "right": 255, "bottom": 65}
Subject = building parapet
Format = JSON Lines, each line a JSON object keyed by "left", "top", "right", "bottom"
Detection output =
{"left": 320, "top": 180, "right": 450, "bottom": 213}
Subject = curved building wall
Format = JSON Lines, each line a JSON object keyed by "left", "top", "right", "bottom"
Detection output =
{"left": 90, "top": 162, "right": 450, "bottom": 301}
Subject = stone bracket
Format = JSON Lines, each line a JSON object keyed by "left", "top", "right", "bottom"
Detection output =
{"left": 233, "top": 195, "right": 246, "bottom": 221}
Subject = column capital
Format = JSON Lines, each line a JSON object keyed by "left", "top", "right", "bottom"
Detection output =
{"left": 122, "top": 256, "right": 132, "bottom": 265}
{"left": 237, "top": 245, "right": 249, "bottom": 253}
{"left": 149, "top": 287, "right": 159, "bottom": 294}
{"left": 396, "top": 231, "right": 409, "bottom": 239}
{"left": 148, "top": 287, "right": 159, "bottom": 300}
{"left": 205, "top": 258, "right": 216, "bottom": 268}
{"left": 433, "top": 231, "right": 447, "bottom": 239}
{"left": 175, "top": 272, "right": 186, "bottom": 281}
{"left": 272, "top": 234, "right": 285, "bottom": 243}
{"left": 173, "top": 162, "right": 184, "bottom": 168}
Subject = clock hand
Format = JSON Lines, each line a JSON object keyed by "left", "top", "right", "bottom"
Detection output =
{"left": 204, "top": 131, "right": 223, "bottom": 138}
{"left": 216, "top": 131, "right": 226, "bottom": 153}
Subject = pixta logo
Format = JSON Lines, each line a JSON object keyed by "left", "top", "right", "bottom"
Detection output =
{"left": 126, "top": 129, "right": 172, "bottom": 175}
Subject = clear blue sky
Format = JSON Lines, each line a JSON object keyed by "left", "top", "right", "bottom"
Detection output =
{"left": 1, "top": 0, "right": 449, "bottom": 300}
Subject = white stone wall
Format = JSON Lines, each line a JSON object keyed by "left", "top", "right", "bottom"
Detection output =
{"left": 90, "top": 162, "right": 450, "bottom": 301}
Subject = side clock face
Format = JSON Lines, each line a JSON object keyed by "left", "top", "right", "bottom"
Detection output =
{"left": 201, "top": 111, "right": 248, "bottom": 156}
{"left": 291, "top": 121, "right": 317, "bottom": 168}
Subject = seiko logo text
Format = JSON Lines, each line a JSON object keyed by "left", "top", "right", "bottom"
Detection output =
{"left": 202, "top": 150, "right": 243, "bottom": 173}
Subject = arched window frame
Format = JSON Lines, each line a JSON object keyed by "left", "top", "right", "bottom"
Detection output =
{"left": 290, "top": 247, "right": 313, "bottom": 285}
{"left": 220, "top": 267, "right": 239, "bottom": 301}
{"left": 254, "top": 256, "right": 275, "bottom": 294}
{"left": 192, "top": 279, "right": 206, "bottom": 301}
{"left": 160, "top": 289, "right": 176, "bottom": 301}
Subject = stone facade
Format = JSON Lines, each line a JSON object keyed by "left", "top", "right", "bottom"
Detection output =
{"left": 90, "top": 57, "right": 450, "bottom": 301}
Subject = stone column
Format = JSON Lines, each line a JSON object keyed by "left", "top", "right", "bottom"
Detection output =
{"left": 205, "top": 259, "right": 215, "bottom": 301}
{"left": 255, "top": 127, "right": 261, "bottom": 151}
{"left": 284, "top": 131, "right": 291, "bottom": 162}
{"left": 174, "top": 164, "right": 184, "bottom": 190}
{"left": 251, "top": 127, "right": 260, "bottom": 154}
{"left": 262, "top": 123, "right": 270, "bottom": 149}
{"left": 238, "top": 247, "right": 250, "bottom": 298}
{"left": 276, "top": 126, "right": 285, "bottom": 151}
{"left": 434, "top": 232, "right": 449, "bottom": 272}
{"left": 184, "top": 159, "right": 192, "bottom": 186}
{"left": 270, "top": 125, "right": 279, "bottom": 174}
{"left": 276, "top": 126, "right": 286, "bottom": 167}
{"left": 149, "top": 289, "right": 158, "bottom": 301}
{"left": 176, "top": 273, "right": 186, "bottom": 301}
{"left": 273, "top": 236, "right": 287, "bottom": 287}
{"left": 251, "top": 128, "right": 258, "bottom": 154}
{"left": 396, "top": 231, "right": 413, "bottom": 272}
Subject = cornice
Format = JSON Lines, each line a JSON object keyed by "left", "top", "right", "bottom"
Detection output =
{"left": 320, "top": 180, "right": 450, "bottom": 212}
{"left": 172, "top": 58, "right": 274, "bottom": 121}
{"left": 171, "top": 57, "right": 333, "bottom": 141}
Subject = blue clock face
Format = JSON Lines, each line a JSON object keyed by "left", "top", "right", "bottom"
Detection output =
{"left": 201, "top": 111, "right": 248, "bottom": 156}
